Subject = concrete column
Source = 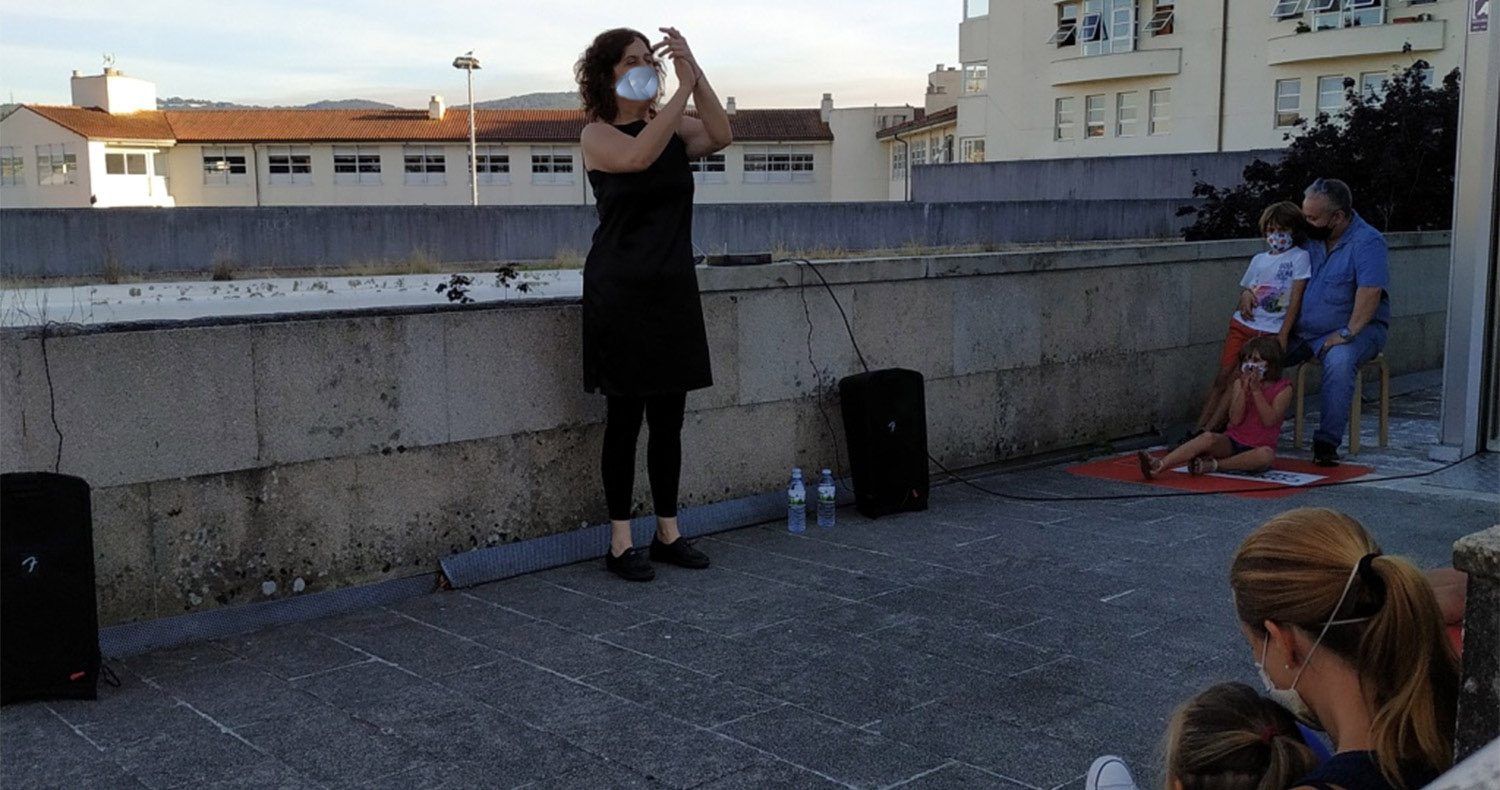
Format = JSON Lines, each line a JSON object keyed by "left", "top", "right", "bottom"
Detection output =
{"left": 1435, "top": 19, "right": 1499, "bottom": 458}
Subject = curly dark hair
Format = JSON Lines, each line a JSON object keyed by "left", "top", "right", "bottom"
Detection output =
{"left": 575, "top": 28, "right": 662, "bottom": 122}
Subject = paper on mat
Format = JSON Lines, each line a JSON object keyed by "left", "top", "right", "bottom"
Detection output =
{"left": 1167, "top": 467, "right": 1327, "bottom": 486}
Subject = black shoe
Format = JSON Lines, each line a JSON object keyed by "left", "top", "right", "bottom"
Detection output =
{"left": 1313, "top": 440, "right": 1340, "bottom": 467}
{"left": 606, "top": 546, "right": 655, "bottom": 582}
{"left": 650, "top": 536, "right": 710, "bottom": 569}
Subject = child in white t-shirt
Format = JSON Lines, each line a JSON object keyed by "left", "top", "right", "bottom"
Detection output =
{"left": 1192, "top": 201, "right": 1311, "bottom": 434}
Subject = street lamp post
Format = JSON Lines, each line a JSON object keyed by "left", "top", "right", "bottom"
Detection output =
{"left": 452, "top": 51, "right": 482, "bottom": 207}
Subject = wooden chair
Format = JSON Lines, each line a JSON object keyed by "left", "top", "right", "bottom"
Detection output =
{"left": 1293, "top": 353, "right": 1389, "bottom": 455}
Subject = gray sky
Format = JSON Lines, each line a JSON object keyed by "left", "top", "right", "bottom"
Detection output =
{"left": 0, "top": 0, "right": 960, "bottom": 109}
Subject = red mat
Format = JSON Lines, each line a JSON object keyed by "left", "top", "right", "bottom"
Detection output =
{"left": 1067, "top": 452, "right": 1375, "bottom": 500}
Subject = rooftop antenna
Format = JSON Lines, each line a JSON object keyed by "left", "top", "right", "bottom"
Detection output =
{"left": 102, "top": 52, "right": 116, "bottom": 70}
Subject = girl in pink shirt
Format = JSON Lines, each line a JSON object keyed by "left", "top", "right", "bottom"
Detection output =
{"left": 1140, "top": 336, "right": 1294, "bottom": 477}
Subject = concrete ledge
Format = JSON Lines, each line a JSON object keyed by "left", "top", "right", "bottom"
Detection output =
{"left": 1268, "top": 20, "right": 1446, "bottom": 66}
{"left": 1050, "top": 48, "right": 1182, "bottom": 85}
{"left": 1453, "top": 525, "right": 1500, "bottom": 760}
{"left": 0, "top": 238, "right": 1453, "bottom": 624}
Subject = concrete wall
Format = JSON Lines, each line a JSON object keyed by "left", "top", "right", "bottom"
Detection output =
{"left": 913, "top": 149, "right": 1278, "bottom": 203}
{"left": 0, "top": 232, "right": 1449, "bottom": 626}
{"left": 0, "top": 200, "right": 1199, "bottom": 279}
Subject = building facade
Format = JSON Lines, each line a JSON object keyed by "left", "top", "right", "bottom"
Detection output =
{"left": 948, "top": 0, "right": 1466, "bottom": 162}
{"left": 0, "top": 70, "right": 845, "bottom": 209}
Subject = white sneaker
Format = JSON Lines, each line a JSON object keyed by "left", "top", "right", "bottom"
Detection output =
{"left": 1086, "top": 755, "right": 1139, "bottom": 790}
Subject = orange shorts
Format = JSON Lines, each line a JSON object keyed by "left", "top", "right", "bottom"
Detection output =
{"left": 1219, "top": 320, "right": 1275, "bottom": 371}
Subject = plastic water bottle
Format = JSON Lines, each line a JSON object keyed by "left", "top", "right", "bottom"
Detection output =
{"left": 787, "top": 468, "right": 806, "bottom": 533}
{"left": 816, "top": 469, "right": 836, "bottom": 528}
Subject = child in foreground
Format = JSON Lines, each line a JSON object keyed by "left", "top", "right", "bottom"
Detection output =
{"left": 1087, "top": 682, "right": 1318, "bottom": 790}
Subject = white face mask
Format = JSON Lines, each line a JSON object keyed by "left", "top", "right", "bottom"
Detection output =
{"left": 1253, "top": 561, "right": 1372, "bottom": 732}
{"left": 1266, "top": 231, "right": 1295, "bottom": 254}
{"left": 615, "top": 65, "right": 659, "bottom": 102}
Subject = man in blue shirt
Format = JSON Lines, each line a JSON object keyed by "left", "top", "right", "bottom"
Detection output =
{"left": 1286, "top": 178, "right": 1390, "bottom": 465}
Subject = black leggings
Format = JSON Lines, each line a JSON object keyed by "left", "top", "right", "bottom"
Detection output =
{"left": 602, "top": 393, "right": 687, "bottom": 522}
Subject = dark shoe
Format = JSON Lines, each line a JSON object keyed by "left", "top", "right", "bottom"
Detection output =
{"left": 1312, "top": 440, "right": 1340, "bottom": 467}
{"left": 606, "top": 546, "right": 655, "bottom": 582}
{"left": 650, "top": 536, "right": 710, "bottom": 569}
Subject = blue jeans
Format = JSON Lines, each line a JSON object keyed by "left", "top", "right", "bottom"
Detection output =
{"left": 1286, "top": 325, "right": 1387, "bottom": 447}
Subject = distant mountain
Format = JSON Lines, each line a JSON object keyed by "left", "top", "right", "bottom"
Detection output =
{"left": 475, "top": 92, "right": 579, "bottom": 110}
{"left": 158, "top": 96, "right": 396, "bottom": 110}
{"left": 154, "top": 93, "right": 574, "bottom": 111}
{"left": 300, "top": 99, "right": 399, "bottom": 110}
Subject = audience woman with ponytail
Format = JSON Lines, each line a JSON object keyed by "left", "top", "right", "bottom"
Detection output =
{"left": 1229, "top": 507, "right": 1459, "bottom": 790}
{"left": 1087, "top": 508, "right": 1459, "bottom": 790}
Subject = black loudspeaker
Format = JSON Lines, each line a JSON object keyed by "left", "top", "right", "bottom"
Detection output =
{"left": 2, "top": 472, "right": 101, "bottom": 705}
{"left": 838, "top": 368, "right": 929, "bottom": 519}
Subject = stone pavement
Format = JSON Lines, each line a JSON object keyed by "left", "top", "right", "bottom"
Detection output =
{"left": 2, "top": 384, "right": 1494, "bottom": 790}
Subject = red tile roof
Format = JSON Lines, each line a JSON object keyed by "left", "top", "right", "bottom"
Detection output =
{"left": 18, "top": 105, "right": 832, "bottom": 144}
{"left": 22, "top": 105, "right": 175, "bottom": 141}
{"left": 876, "top": 106, "right": 957, "bottom": 139}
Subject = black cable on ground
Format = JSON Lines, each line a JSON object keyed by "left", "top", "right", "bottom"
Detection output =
{"left": 783, "top": 257, "right": 1489, "bottom": 504}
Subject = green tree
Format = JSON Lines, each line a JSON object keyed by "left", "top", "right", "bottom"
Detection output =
{"left": 1179, "top": 61, "right": 1460, "bottom": 240}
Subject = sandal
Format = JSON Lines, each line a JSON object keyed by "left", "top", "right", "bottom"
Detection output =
{"left": 1189, "top": 456, "right": 1219, "bottom": 476}
{"left": 1136, "top": 450, "right": 1158, "bottom": 480}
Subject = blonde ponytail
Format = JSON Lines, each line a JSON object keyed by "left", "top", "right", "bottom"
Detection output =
{"left": 1229, "top": 508, "right": 1459, "bottom": 788}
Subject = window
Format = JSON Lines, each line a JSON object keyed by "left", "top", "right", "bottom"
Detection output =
{"left": 1346, "top": 0, "right": 1382, "bottom": 26}
{"left": 1310, "top": 0, "right": 1342, "bottom": 30}
{"left": 960, "top": 137, "right": 985, "bottom": 163}
{"left": 202, "top": 146, "right": 248, "bottom": 185}
{"left": 689, "top": 153, "right": 726, "bottom": 183}
{"left": 1316, "top": 75, "right": 1345, "bottom": 117}
{"left": 0, "top": 147, "right": 22, "bottom": 187}
{"left": 891, "top": 144, "right": 907, "bottom": 180}
{"left": 35, "top": 144, "right": 77, "bottom": 186}
{"left": 1149, "top": 88, "right": 1171, "bottom": 135}
{"left": 1271, "top": 0, "right": 1306, "bottom": 19}
{"left": 1276, "top": 79, "right": 1302, "bottom": 127}
{"left": 333, "top": 146, "right": 382, "bottom": 185}
{"left": 911, "top": 139, "right": 928, "bottom": 167}
{"left": 1049, "top": 2, "right": 1080, "bottom": 45}
{"left": 965, "top": 0, "right": 989, "bottom": 18}
{"left": 1144, "top": 2, "right": 1174, "bottom": 35}
{"left": 1082, "top": 0, "right": 1137, "bottom": 57}
{"left": 531, "top": 147, "right": 575, "bottom": 185}
{"left": 963, "top": 62, "right": 988, "bottom": 94}
{"left": 105, "top": 153, "right": 148, "bottom": 175}
{"left": 942, "top": 135, "right": 955, "bottom": 164}
{"left": 1116, "top": 91, "right": 1138, "bottom": 137}
{"left": 744, "top": 146, "right": 815, "bottom": 183}
{"left": 1360, "top": 71, "right": 1386, "bottom": 100}
{"left": 473, "top": 146, "right": 510, "bottom": 185}
{"left": 1055, "top": 97, "right": 1076, "bottom": 140}
{"left": 403, "top": 145, "right": 446, "bottom": 185}
{"left": 266, "top": 145, "right": 312, "bottom": 185}
{"left": 1085, "top": 94, "right": 1106, "bottom": 137}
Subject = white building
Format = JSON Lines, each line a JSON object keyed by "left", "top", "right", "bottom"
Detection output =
{"left": 933, "top": 0, "right": 1468, "bottom": 163}
{"left": 0, "top": 69, "right": 852, "bottom": 208}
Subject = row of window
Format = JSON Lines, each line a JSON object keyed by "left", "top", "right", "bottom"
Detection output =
{"left": 891, "top": 136, "right": 984, "bottom": 178}
{"left": 1274, "top": 68, "right": 1433, "bottom": 126}
{"left": 0, "top": 145, "right": 79, "bottom": 187}
{"left": 1056, "top": 88, "right": 1171, "bottom": 140}
{"left": 201, "top": 146, "right": 817, "bottom": 187}
{"left": 1046, "top": 1, "right": 1175, "bottom": 56}
{"left": 1272, "top": 0, "right": 1395, "bottom": 29}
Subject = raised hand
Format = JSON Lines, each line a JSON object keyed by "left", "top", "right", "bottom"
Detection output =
{"left": 653, "top": 27, "right": 698, "bottom": 88}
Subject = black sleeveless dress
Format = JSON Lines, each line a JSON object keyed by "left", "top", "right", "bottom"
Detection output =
{"left": 582, "top": 120, "right": 713, "bottom": 397}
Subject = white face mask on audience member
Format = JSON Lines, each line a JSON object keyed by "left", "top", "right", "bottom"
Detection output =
{"left": 1252, "top": 560, "right": 1371, "bottom": 732}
